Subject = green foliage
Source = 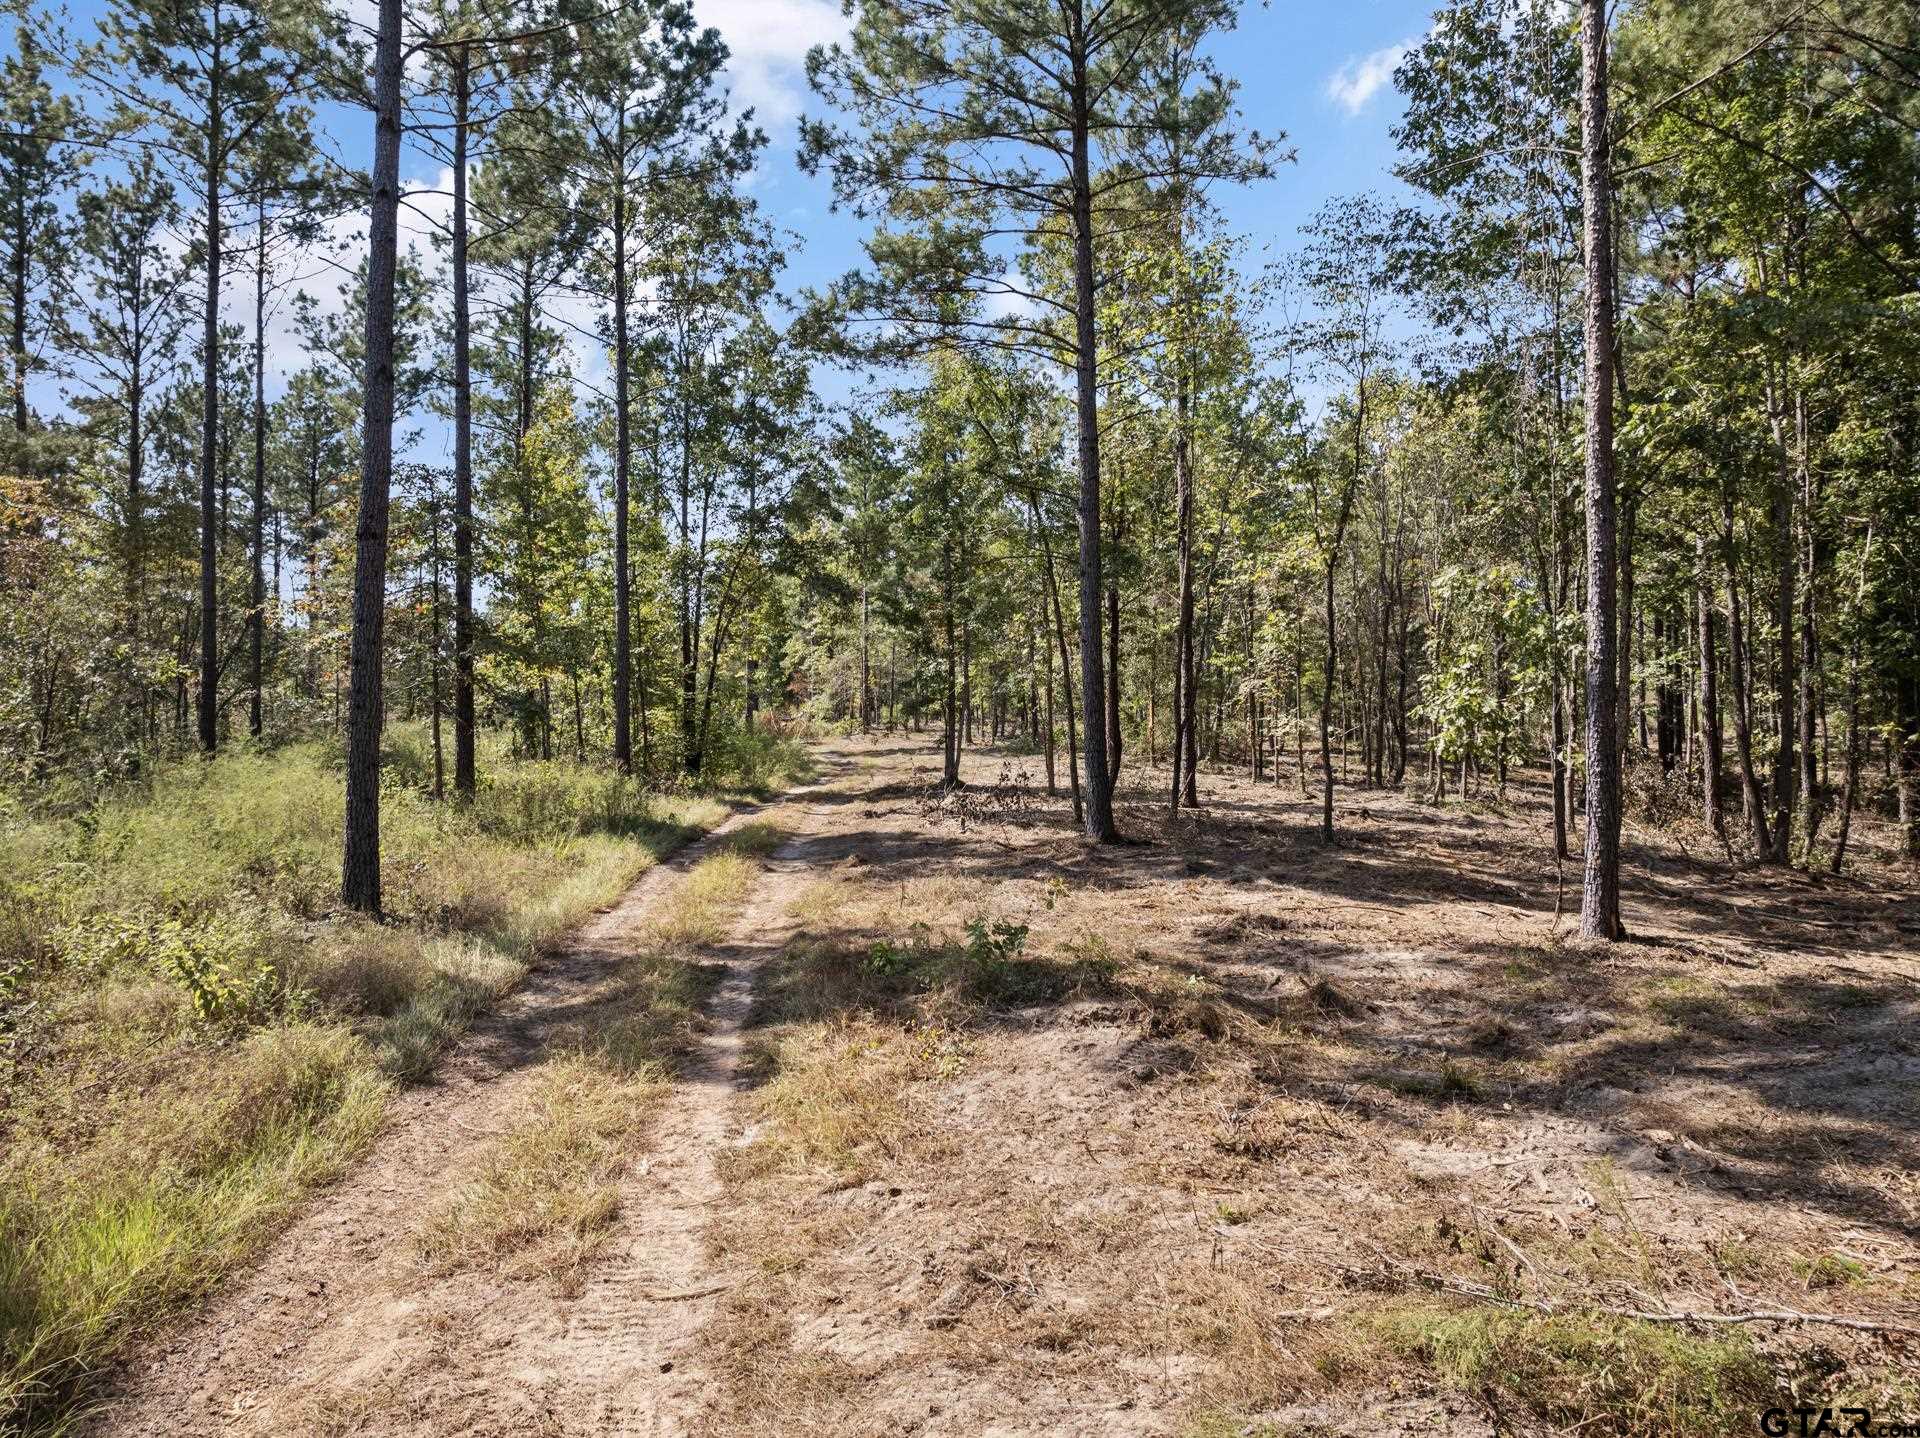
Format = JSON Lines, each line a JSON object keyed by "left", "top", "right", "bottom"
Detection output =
{"left": 57, "top": 909, "right": 286, "bottom": 1027}
{"left": 0, "top": 729, "right": 788, "bottom": 1431}
{"left": 1419, "top": 563, "right": 1564, "bottom": 779}
{"left": 963, "top": 917, "right": 1029, "bottom": 966}
{"left": 865, "top": 935, "right": 914, "bottom": 977}
{"left": 1370, "top": 1301, "right": 1780, "bottom": 1436}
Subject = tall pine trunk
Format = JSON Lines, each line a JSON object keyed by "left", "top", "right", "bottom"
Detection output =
{"left": 249, "top": 190, "right": 267, "bottom": 739}
{"left": 1068, "top": 16, "right": 1115, "bottom": 842}
{"left": 1721, "top": 494, "right": 1773, "bottom": 856}
{"left": 1796, "top": 396, "right": 1820, "bottom": 849}
{"left": 452, "top": 47, "right": 476, "bottom": 798}
{"left": 1829, "top": 641, "right": 1860, "bottom": 873}
{"left": 1769, "top": 400, "right": 1796, "bottom": 862}
{"left": 197, "top": 9, "right": 224, "bottom": 755}
{"left": 341, "top": 0, "right": 404, "bottom": 914}
{"left": 1696, "top": 540, "right": 1725, "bottom": 842}
{"left": 611, "top": 132, "right": 632, "bottom": 772}
{"left": 1577, "top": 0, "right": 1625, "bottom": 941}
{"left": 1171, "top": 376, "right": 1197, "bottom": 810}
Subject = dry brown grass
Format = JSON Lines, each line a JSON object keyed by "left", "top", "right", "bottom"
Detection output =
{"left": 414, "top": 836, "right": 779, "bottom": 1285}
{"left": 415, "top": 1048, "right": 664, "bottom": 1283}
{"left": 685, "top": 740, "right": 1920, "bottom": 1437}
{"left": 729, "top": 1019, "right": 923, "bottom": 1182}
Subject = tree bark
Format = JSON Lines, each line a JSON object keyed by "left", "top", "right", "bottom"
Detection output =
{"left": 1770, "top": 407, "right": 1796, "bottom": 863}
{"left": 452, "top": 47, "right": 476, "bottom": 798}
{"left": 1171, "top": 374, "right": 1198, "bottom": 810}
{"left": 197, "top": 7, "right": 225, "bottom": 755}
{"left": 1829, "top": 642, "right": 1859, "bottom": 874}
{"left": 249, "top": 189, "right": 267, "bottom": 740}
{"left": 860, "top": 580, "right": 871, "bottom": 730}
{"left": 1030, "top": 491, "right": 1081, "bottom": 823}
{"left": 1720, "top": 492, "right": 1772, "bottom": 856}
{"left": 1615, "top": 493, "right": 1636, "bottom": 766}
{"left": 9, "top": 173, "right": 26, "bottom": 436}
{"left": 1577, "top": 0, "right": 1625, "bottom": 941}
{"left": 1696, "top": 540, "right": 1725, "bottom": 843}
{"left": 1320, "top": 392, "right": 1365, "bottom": 843}
{"left": 1796, "top": 392, "right": 1820, "bottom": 849}
{"left": 1105, "top": 577, "right": 1121, "bottom": 783}
{"left": 341, "top": 0, "right": 404, "bottom": 915}
{"left": 611, "top": 121, "right": 632, "bottom": 772}
{"left": 1898, "top": 673, "right": 1920, "bottom": 860}
{"left": 1068, "top": 13, "right": 1115, "bottom": 842}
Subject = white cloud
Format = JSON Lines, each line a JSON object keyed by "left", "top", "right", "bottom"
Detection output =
{"left": 1324, "top": 41, "right": 1409, "bottom": 116}
{"left": 694, "top": 0, "right": 849, "bottom": 126}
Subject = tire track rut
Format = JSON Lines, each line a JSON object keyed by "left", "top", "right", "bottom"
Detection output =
{"left": 87, "top": 762, "right": 850, "bottom": 1437}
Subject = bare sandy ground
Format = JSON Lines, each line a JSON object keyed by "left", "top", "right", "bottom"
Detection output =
{"left": 89, "top": 734, "right": 1920, "bottom": 1437}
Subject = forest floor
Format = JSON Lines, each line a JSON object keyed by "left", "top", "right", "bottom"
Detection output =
{"left": 85, "top": 733, "right": 1920, "bottom": 1437}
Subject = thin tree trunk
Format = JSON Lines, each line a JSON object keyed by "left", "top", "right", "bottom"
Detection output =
{"left": 10, "top": 177, "right": 27, "bottom": 436}
{"left": 452, "top": 48, "right": 476, "bottom": 798}
{"left": 611, "top": 130, "right": 632, "bottom": 772}
{"left": 1068, "top": 29, "right": 1115, "bottom": 841}
{"left": 430, "top": 522, "right": 445, "bottom": 801}
{"left": 1106, "top": 578, "right": 1121, "bottom": 784}
{"left": 1829, "top": 644, "right": 1859, "bottom": 874}
{"left": 340, "top": 0, "right": 403, "bottom": 914}
{"left": 1899, "top": 674, "right": 1920, "bottom": 860}
{"left": 1578, "top": 0, "right": 1625, "bottom": 940}
{"left": 1041, "top": 597, "right": 1056, "bottom": 793}
{"left": 860, "top": 580, "right": 871, "bottom": 730}
{"left": 1172, "top": 375, "right": 1197, "bottom": 810}
{"left": 1768, "top": 382, "right": 1796, "bottom": 862}
{"left": 1616, "top": 495, "right": 1636, "bottom": 766}
{"left": 1320, "top": 556, "right": 1339, "bottom": 841}
{"left": 1030, "top": 492, "right": 1081, "bottom": 823}
{"left": 126, "top": 312, "right": 144, "bottom": 739}
{"left": 1720, "top": 493, "right": 1772, "bottom": 856}
{"left": 1796, "top": 392, "right": 1820, "bottom": 849}
{"left": 249, "top": 189, "right": 267, "bottom": 740}
{"left": 943, "top": 600, "right": 959, "bottom": 787}
{"left": 1696, "top": 541, "right": 1725, "bottom": 843}
{"left": 961, "top": 613, "right": 972, "bottom": 749}
{"left": 197, "top": 8, "right": 225, "bottom": 755}
{"left": 1320, "top": 402, "right": 1364, "bottom": 842}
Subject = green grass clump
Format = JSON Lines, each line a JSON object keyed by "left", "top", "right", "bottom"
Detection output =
{"left": 0, "top": 725, "right": 811, "bottom": 1432}
{"left": 1791, "top": 1252, "right": 1869, "bottom": 1290}
{"left": 1367, "top": 1301, "right": 1780, "bottom": 1436}
{"left": 1, "top": 1025, "right": 388, "bottom": 1426}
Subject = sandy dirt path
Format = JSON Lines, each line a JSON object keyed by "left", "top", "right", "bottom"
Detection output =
{"left": 87, "top": 751, "right": 865, "bottom": 1437}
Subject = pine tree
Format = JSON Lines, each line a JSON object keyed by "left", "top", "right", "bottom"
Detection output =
{"left": 98, "top": 0, "right": 328, "bottom": 753}
{"left": 803, "top": 0, "right": 1270, "bottom": 840}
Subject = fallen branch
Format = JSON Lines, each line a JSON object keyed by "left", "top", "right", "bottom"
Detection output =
{"left": 641, "top": 1282, "right": 732, "bottom": 1301}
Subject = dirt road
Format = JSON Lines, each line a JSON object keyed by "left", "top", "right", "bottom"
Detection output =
{"left": 90, "top": 747, "right": 873, "bottom": 1438}
{"left": 88, "top": 733, "right": 1920, "bottom": 1438}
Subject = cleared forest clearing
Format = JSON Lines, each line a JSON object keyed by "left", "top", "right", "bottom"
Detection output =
{"left": 6, "top": 0, "right": 1919, "bottom": 1430}
{"left": 67, "top": 734, "right": 1920, "bottom": 1438}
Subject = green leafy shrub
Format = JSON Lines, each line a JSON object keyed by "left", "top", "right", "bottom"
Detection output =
{"left": 57, "top": 910, "right": 287, "bottom": 1028}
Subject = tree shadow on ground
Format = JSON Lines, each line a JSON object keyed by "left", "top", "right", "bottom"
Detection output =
{"left": 766, "top": 735, "right": 1920, "bottom": 1243}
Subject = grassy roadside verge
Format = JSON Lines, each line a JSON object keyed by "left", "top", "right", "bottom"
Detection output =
{"left": 0, "top": 731, "right": 810, "bottom": 1432}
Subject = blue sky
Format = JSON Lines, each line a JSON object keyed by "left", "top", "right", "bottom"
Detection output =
{"left": 34, "top": 0, "right": 1439, "bottom": 432}
{"left": 732, "top": 0, "right": 1435, "bottom": 301}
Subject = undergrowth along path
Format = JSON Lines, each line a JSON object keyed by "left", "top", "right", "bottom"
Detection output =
{"left": 87, "top": 756, "right": 852, "bottom": 1438}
